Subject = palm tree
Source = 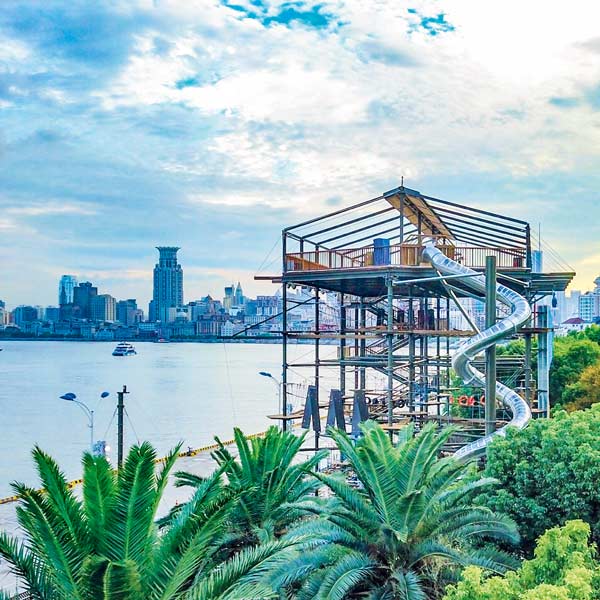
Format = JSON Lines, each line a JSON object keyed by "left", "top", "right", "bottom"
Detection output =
{"left": 172, "top": 427, "right": 325, "bottom": 548}
{"left": 0, "top": 442, "right": 299, "bottom": 600}
{"left": 273, "top": 421, "right": 520, "bottom": 600}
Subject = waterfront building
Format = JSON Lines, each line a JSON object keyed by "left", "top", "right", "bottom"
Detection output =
{"left": 91, "top": 294, "right": 116, "bottom": 322}
{"left": 150, "top": 247, "right": 184, "bottom": 322}
{"left": 256, "top": 295, "right": 281, "bottom": 317}
{"left": 235, "top": 282, "right": 245, "bottom": 307}
{"left": 223, "top": 284, "right": 234, "bottom": 311}
{"left": 58, "top": 275, "right": 78, "bottom": 305}
{"left": 44, "top": 306, "right": 60, "bottom": 322}
{"left": 73, "top": 282, "right": 98, "bottom": 319}
{"left": 116, "top": 299, "right": 140, "bottom": 326}
{"left": 12, "top": 305, "right": 39, "bottom": 328}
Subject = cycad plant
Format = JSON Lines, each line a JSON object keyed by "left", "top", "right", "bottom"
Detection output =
{"left": 275, "top": 421, "right": 520, "bottom": 600}
{"left": 0, "top": 442, "right": 297, "bottom": 600}
{"left": 173, "top": 427, "right": 324, "bottom": 547}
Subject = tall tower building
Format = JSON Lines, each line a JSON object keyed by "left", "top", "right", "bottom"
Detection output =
{"left": 151, "top": 247, "right": 184, "bottom": 322}
{"left": 58, "top": 275, "right": 78, "bottom": 305}
{"left": 73, "top": 282, "right": 98, "bottom": 319}
{"left": 234, "top": 281, "right": 245, "bottom": 307}
{"left": 91, "top": 294, "right": 116, "bottom": 322}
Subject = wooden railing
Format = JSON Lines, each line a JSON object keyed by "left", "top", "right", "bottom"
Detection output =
{"left": 285, "top": 244, "right": 527, "bottom": 272}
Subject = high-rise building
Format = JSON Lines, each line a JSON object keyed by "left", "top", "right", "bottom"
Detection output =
{"left": 44, "top": 306, "right": 60, "bottom": 322}
{"left": 234, "top": 282, "right": 245, "bottom": 307}
{"left": 150, "top": 247, "right": 183, "bottom": 322}
{"left": 223, "top": 284, "right": 234, "bottom": 311}
{"left": 13, "top": 305, "right": 39, "bottom": 327}
{"left": 73, "top": 282, "right": 98, "bottom": 319}
{"left": 91, "top": 294, "right": 116, "bottom": 322}
{"left": 58, "top": 275, "right": 78, "bottom": 305}
{"left": 579, "top": 292, "right": 600, "bottom": 322}
{"left": 531, "top": 250, "right": 543, "bottom": 273}
{"left": 116, "top": 299, "right": 140, "bottom": 326}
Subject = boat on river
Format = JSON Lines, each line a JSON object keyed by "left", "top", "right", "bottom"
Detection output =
{"left": 112, "top": 342, "right": 137, "bottom": 356}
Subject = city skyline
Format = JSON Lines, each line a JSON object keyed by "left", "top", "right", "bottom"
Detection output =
{"left": 2, "top": 2, "right": 600, "bottom": 307}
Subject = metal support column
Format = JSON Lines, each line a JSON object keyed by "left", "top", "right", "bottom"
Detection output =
{"left": 408, "top": 290, "right": 415, "bottom": 410}
{"left": 386, "top": 278, "right": 394, "bottom": 434}
{"left": 359, "top": 301, "right": 366, "bottom": 391}
{"left": 485, "top": 256, "right": 497, "bottom": 436}
{"left": 524, "top": 332, "right": 532, "bottom": 406}
{"left": 117, "top": 385, "right": 129, "bottom": 469}
{"left": 340, "top": 293, "right": 346, "bottom": 399}
{"left": 282, "top": 283, "right": 288, "bottom": 432}
{"left": 314, "top": 287, "right": 320, "bottom": 449}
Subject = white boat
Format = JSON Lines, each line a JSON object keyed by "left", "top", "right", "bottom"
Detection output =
{"left": 112, "top": 342, "right": 137, "bottom": 356}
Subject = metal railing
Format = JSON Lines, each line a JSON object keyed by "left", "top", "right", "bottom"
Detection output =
{"left": 285, "top": 243, "right": 527, "bottom": 273}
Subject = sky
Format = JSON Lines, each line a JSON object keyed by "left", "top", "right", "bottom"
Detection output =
{"left": 2, "top": 0, "right": 600, "bottom": 310}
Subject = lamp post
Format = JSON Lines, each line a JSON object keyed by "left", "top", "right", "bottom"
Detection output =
{"left": 60, "top": 391, "right": 110, "bottom": 453}
{"left": 259, "top": 371, "right": 282, "bottom": 421}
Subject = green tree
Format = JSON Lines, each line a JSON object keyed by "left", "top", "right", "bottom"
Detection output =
{"left": 273, "top": 421, "right": 519, "bottom": 600}
{"left": 0, "top": 443, "right": 296, "bottom": 599}
{"left": 550, "top": 338, "right": 600, "bottom": 405}
{"left": 562, "top": 362, "right": 600, "bottom": 412}
{"left": 480, "top": 405, "right": 600, "bottom": 554}
{"left": 171, "top": 427, "right": 324, "bottom": 548}
{"left": 442, "top": 520, "right": 600, "bottom": 600}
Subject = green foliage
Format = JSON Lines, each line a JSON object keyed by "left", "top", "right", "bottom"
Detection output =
{"left": 562, "top": 362, "right": 600, "bottom": 412}
{"left": 480, "top": 405, "right": 600, "bottom": 554}
{"left": 273, "top": 421, "right": 519, "bottom": 600}
{"left": 550, "top": 337, "right": 600, "bottom": 406}
{"left": 171, "top": 427, "right": 324, "bottom": 548}
{"left": 0, "top": 442, "right": 295, "bottom": 599}
{"left": 442, "top": 520, "right": 600, "bottom": 600}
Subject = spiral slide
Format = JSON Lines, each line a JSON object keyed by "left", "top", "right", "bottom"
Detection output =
{"left": 422, "top": 244, "right": 532, "bottom": 461}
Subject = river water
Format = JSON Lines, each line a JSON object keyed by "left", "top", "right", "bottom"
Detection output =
{"left": 0, "top": 340, "right": 318, "bottom": 498}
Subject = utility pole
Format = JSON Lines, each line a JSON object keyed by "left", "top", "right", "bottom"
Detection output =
{"left": 485, "top": 256, "right": 497, "bottom": 436}
{"left": 117, "top": 385, "right": 129, "bottom": 469}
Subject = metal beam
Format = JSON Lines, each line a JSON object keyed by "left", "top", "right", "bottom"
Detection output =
{"left": 485, "top": 256, "right": 497, "bottom": 436}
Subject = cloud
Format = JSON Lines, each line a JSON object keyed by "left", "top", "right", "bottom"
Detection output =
{"left": 2, "top": 0, "right": 600, "bottom": 306}
{"left": 6, "top": 202, "right": 98, "bottom": 217}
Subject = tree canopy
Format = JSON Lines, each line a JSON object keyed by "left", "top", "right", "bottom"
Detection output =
{"left": 479, "top": 405, "right": 600, "bottom": 554}
{"left": 442, "top": 520, "right": 600, "bottom": 600}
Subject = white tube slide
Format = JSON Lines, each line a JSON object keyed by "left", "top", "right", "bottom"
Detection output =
{"left": 422, "top": 244, "right": 532, "bottom": 460}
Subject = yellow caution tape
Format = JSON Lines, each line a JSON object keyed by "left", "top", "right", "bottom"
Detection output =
{"left": 0, "top": 430, "right": 269, "bottom": 505}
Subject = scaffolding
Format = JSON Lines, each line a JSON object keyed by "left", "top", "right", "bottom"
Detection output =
{"left": 262, "top": 185, "right": 575, "bottom": 453}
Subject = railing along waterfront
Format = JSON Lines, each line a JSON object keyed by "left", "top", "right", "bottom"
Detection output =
{"left": 285, "top": 244, "right": 527, "bottom": 273}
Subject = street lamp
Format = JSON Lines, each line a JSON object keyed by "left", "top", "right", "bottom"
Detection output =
{"left": 60, "top": 391, "right": 110, "bottom": 453}
{"left": 259, "top": 371, "right": 283, "bottom": 424}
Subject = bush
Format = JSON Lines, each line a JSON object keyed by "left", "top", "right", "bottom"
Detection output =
{"left": 442, "top": 520, "right": 600, "bottom": 600}
{"left": 550, "top": 338, "right": 600, "bottom": 406}
{"left": 562, "top": 362, "right": 600, "bottom": 412}
{"left": 479, "top": 405, "right": 600, "bottom": 554}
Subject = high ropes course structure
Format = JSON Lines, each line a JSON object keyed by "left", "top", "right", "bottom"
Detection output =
{"left": 259, "top": 184, "right": 575, "bottom": 459}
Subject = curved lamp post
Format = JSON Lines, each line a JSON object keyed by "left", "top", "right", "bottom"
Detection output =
{"left": 259, "top": 371, "right": 282, "bottom": 419}
{"left": 60, "top": 391, "right": 110, "bottom": 452}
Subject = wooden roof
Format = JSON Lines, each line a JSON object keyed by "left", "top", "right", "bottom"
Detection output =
{"left": 384, "top": 187, "right": 454, "bottom": 239}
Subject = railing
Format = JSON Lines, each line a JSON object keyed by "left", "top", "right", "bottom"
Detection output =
{"left": 285, "top": 243, "right": 527, "bottom": 273}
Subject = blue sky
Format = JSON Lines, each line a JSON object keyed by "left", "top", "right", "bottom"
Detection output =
{"left": 1, "top": 0, "right": 600, "bottom": 309}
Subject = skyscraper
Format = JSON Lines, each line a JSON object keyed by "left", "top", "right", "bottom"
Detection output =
{"left": 91, "top": 294, "right": 116, "bottom": 322}
{"left": 73, "top": 282, "right": 98, "bottom": 319}
{"left": 58, "top": 275, "right": 78, "bottom": 305}
{"left": 234, "top": 282, "right": 245, "bottom": 307}
{"left": 150, "top": 247, "right": 183, "bottom": 322}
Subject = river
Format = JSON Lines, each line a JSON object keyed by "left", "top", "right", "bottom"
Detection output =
{"left": 0, "top": 340, "right": 317, "bottom": 498}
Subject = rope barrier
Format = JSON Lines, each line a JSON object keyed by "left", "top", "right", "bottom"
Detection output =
{"left": 0, "top": 430, "right": 269, "bottom": 505}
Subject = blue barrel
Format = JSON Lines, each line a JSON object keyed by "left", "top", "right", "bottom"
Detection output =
{"left": 373, "top": 238, "right": 391, "bottom": 265}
